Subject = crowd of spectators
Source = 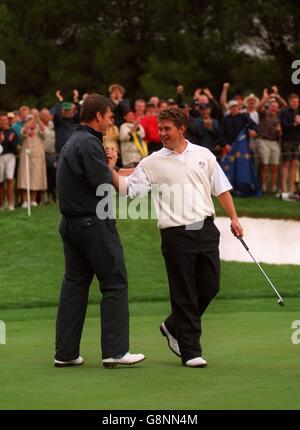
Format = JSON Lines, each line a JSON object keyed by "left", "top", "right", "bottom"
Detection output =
{"left": 0, "top": 82, "right": 300, "bottom": 210}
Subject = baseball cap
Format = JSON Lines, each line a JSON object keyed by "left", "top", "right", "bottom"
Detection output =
{"left": 228, "top": 100, "right": 238, "bottom": 108}
{"left": 61, "top": 102, "right": 73, "bottom": 110}
{"left": 108, "top": 84, "right": 125, "bottom": 94}
{"left": 167, "top": 98, "right": 176, "bottom": 105}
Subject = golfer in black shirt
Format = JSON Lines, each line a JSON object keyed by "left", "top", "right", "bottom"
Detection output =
{"left": 54, "top": 94, "right": 145, "bottom": 368}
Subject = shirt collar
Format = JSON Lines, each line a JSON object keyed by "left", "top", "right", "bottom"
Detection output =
{"left": 161, "top": 140, "right": 198, "bottom": 156}
{"left": 76, "top": 124, "right": 103, "bottom": 141}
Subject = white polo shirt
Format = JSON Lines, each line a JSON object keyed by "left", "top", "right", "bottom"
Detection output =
{"left": 125, "top": 140, "right": 232, "bottom": 229}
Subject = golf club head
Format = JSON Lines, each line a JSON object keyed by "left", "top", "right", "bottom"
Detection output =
{"left": 277, "top": 299, "right": 285, "bottom": 306}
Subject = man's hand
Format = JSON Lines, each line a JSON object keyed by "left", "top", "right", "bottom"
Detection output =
{"left": 56, "top": 90, "right": 63, "bottom": 102}
{"left": 217, "top": 191, "right": 243, "bottom": 238}
{"left": 262, "top": 88, "right": 269, "bottom": 99}
{"left": 105, "top": 147, "right": 118, "bottom": 169}
{"left": 271, "top": 85, "right": 278, "bottom": 95}
{"left": 223, "top": 82, "right": 230, "bottom": 90}
{"left": 31, "top": 108, "right": 40, "bottom": 121}
{"left": 231, "top": 218, "right": 243, "bottom": 237}
{"left": 248, "top": 129, "right": 257, "bottom": 139}
{"left": 276, "top": 123, "right": 282, "bottom": 135}
{"left": 203, "top": 118, "right": 213, "bottom": 129}
{"left": 193, "top": 88, "right": 202, "bottom": 99}
{"left": 8, "top": 132, "right": 15, "bottom": 142}
{"left": 24, "top": 118, "right": 36, "bottom": 130}
{"left": 203, "top": 88, "right": 213, "bottom": 99}
{"left": 73, "top": 89, "right": 79, "bottom": 103}
{"left": 132, "top": 119, "right": 140, "bottom": 132}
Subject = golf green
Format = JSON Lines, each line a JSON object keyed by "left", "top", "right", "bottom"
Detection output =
{"left": 0, "top": 299, "right": 299, "bottom": 410}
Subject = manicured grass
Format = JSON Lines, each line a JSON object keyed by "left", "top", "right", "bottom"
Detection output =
{"left": 0, "top": 299, "right": 299, "bottom": 410}
{"left": 214, "top": 194, "right": 300, "bottom": 220}
{"left": 0, "top": 202, "right": 299, "bottom": 410}
{"left": 0, "top": 204, "right": 299, "bottom": 309}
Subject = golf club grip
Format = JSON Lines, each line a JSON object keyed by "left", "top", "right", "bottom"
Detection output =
{"left": 238, "top": 236, "right": 249, "bottom": 251}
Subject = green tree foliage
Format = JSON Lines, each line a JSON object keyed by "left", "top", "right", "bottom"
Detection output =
{"left": 0, "top": 0, "right": 299, "bottom": 108}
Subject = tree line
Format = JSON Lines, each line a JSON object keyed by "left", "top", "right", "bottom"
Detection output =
{"left": 0, "top": 0, "right": 299, "bottom": 108}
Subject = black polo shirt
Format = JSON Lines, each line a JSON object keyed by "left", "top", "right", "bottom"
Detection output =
{"left": 280, "top": 107, "right": 300, "bottom": 142}
{"left": 56, "top": 124, "right": 113, "bottom": 217}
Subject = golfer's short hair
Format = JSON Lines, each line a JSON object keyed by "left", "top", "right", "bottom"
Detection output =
{"left": 80, "top": 93, "right": 114, "bottom": 122}
{"left": 158, "top": 107, "right": 187, "bottom": 129}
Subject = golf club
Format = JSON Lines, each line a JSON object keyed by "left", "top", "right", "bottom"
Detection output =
{"left": 237, "top": 236, "right": 285, "bottom": 306}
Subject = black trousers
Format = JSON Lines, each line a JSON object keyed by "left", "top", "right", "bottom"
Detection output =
{"left": 160, "top": 218, "right": 220, "bottom": 363}
{"left": 55, "top": 216, "right": 129, "bottom": 361}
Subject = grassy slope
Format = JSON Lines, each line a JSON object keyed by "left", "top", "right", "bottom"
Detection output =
{"left": 0, "top": 203, "right": 299, "bottom": 309}
{"left": 215, "top": 194, "right": 300, "bottom": 220}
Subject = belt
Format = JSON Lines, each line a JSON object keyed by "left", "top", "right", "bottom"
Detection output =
{"left": 162, "top": 216, "right": 214, "bottom": 231}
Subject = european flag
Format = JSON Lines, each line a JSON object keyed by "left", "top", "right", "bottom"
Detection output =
{"left": 220, "top": 128, "right": 261, "bottom": 197}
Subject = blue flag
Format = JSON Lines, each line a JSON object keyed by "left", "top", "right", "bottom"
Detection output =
{"left": 220, "top": 128, "right": 261, "bottom": 197}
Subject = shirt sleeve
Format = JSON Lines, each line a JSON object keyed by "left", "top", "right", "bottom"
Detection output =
{"left": 125, "top": 163, "right": 151, "bottom": 198}
{"left": 80, "top": 139, "right": 112, "bottom": 188}
{"left": 210, "top": 161, "right": 232, "bottom": 196}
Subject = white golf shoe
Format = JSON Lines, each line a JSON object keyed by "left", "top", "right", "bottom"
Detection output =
{"left": 102, "top": 352, "right": 145, "bottom": 368}
{"left": 54, "top": 356, "right": 84, "bottom": 367}
{"left": 185, "top": 357, "right": 207, "bottom": 368}
{"left": 160, "top": 322, "right": 181, "bottom": 357}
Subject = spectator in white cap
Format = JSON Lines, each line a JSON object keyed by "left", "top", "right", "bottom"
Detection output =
{"left": 221, "top": 99, "right": 259, "bottom": 153}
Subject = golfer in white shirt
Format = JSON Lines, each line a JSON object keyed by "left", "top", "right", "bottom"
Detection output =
{"left": 106, "top": 107, "right": 243, "bottom": 368}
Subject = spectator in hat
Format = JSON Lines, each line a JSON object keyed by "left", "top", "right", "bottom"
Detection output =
{"left": 7, "top": 112, "right": 18, "bottom": 128}
{"left": 53, "top": 90, "right": 80, "bottom": 153}
{"left": 108, "top": 84, "right": 130, "bottom": 127}
{"left": 243, "top": 93, "right": 260, "bottom": 170}
{"left": 221, "top": 100, "right": 258, "bottom": 150}
{"left": 190, "top": 99, "right": 201, "bottom": 118}
{"left": 167, "top": 98, "right": 177, "bottom": 107}
{"left": 244, "top": 93, "right": 260, "bottom": 125}
{"left": 220, "top": 83, "right": 244, "bottom": 114}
